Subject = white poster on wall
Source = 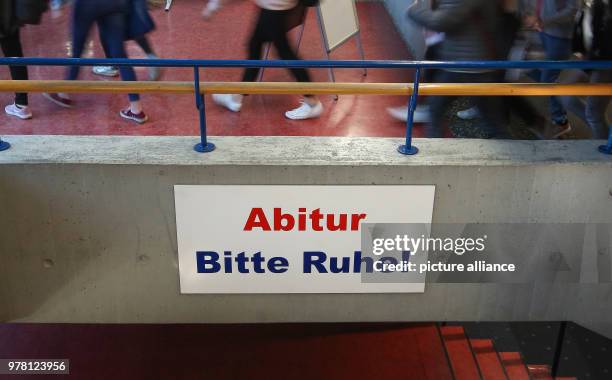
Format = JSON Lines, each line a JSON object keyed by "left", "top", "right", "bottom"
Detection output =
{"left": 318, "top": 0, "right": 360, "bottom": 51}
{"left": 174, "top": 185, "right": 435, "bottom": 294}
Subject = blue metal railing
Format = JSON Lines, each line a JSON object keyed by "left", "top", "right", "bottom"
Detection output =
{"left": 0, "top": 57, "right": 611, "bottom": 155}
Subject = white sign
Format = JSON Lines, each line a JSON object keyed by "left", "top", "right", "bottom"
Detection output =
{"left": 318, "top": 0, "right": 360, "bottom": 51}
{"left": 174, "top": 186, "right": 435, "bottom": 294}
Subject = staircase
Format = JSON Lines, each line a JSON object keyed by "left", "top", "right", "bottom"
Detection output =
{"left": 440, "top": 325, "right": 576, "bottom": 380}
{"left": 0, "top": 323, "right": 586, "bottom": 379}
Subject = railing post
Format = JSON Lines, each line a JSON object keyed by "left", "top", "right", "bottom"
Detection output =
{"left": 398, "top": 68, "right": 421, "bottom": 155}
{"left": 193, "top": 66, "right": 216, "bottom": 153}
{"left": 598, "top": 124, "right": 612, "bottom": 155}
{"left": 0, "top": 137, "right": 10, "bottom": 152}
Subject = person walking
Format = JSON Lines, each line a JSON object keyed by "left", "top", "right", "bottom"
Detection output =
{"left": 0, "top": 0, "right": 45, "bottom": 120}
{"left": 561, "top": 0, "right": 611, "bottom": 139}
{"left": 44, "top": 0, "right": 148, "bottom": 124}
{"left": 212, "top": 0, "right": 324, "bottom": 120}
{"left": 407, "top": 0, "right": 509, "bottom": 138}
{"left": 524, "top": 0, "right": 580, "bottom": 138}
{"left": 93, "top": 0, "right": 162, "bottom": 81}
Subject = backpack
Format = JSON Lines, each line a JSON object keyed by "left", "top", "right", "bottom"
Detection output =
{"left": 14, "top": 0, "right": 48, "bottom": 25}
{"left": 591, "top": 0, "right": 612, "bottom": 60}
{"left": 573, "top": 0, "right": 612, "bottom": 60}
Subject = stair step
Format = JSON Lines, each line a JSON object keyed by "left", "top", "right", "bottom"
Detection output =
{"left": 499, "top": 352, "right": 530, "bottom": 380}
{"left": 470, "top": 339, "right": 508, "bottom": 380}
{"left": 527, "top": 365, "right": 552, "bottom": 380}
{"left": 414, "top": 324, "right": 454, "bottom": 380}
{"left": 440, "top": 326, "right": 482, "bottom": 380}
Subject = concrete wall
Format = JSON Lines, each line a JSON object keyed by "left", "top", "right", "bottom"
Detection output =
{"left": 0, "top": 136, "right": 611, "bottom": 337}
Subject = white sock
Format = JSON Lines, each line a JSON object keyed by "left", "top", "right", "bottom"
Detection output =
{"left": 304, "top": 96, "right": 319, "bottom": 107}
{"left": 130, "top": 102, "right": 143, "bottom": 114}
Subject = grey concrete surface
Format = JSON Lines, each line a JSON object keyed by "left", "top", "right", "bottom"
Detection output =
{"left": 1, "top": 136, "right": 611, "bottom": 338}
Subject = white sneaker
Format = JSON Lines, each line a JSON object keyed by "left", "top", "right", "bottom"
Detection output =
{"left": 387, "top": 105, "right": 430, "bottom": 123}
{"left": 92, "top": 66, "right": 119, "bottom": 77}
{"left": 202, "top": 2, "right": 220, "bottom": 19}
{"left": 285, "top": 99, "right": 323, "bottom": 120}
{"left": 5, "top": 103, "right": 32, "bottom": 120}
{"left": 212, "top": 94, "right": 242, "bottom": 112}
{"left": 456, "top": 106, "right": 480, "bottom": 120}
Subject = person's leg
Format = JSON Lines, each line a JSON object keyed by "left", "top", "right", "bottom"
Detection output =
{"left": 585, "top": 70, "right": 612, "bottom": 139}
{"left": 43, "top": 0, "right": 96, "bottom": 107}
{"left": 271, "top": 12, "right": 310, "bottom": 84}
{"left": 134, "top": 35, "right": 154, "bottom": 56}
{"left": 214, "top": 7, "right": 267, "bottom": 112}
{"left": 539, "top": 33, "right": 572, "bottom": 125}
{"left": 269, "top": 9, "right": 321, "bottom": 120}
{"left": 559, "top": 69, "right": 589, "bottom": 124}
{"left": 97, "top": 10, "right": 146, "bottom": 122}
{"left": 92, "top": 28, "right": 120, "bottom": 77}
{"left": 241, "top": 8, "right": 268, "bottom": 83}
{"left": 426, "top": 71, "right": 457, "bottom": 138}
{"left": 1, "top": 30, "right": 32, "bottom": 119}
{"left": 0, "top": 30, "right": 28, "bottom": 107}
{"left": 133, "top": 35, "right": 161, "bottom": 81}
{"left": 67, "top": 0, "right": 96, "bottom": 81}
{"left": 471, "top": 72, "right": 509, "bottom": 138}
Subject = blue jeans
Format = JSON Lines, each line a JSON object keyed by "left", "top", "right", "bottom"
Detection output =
{"left": 528, "top": 33, "right": 572, "bottom": 125}
{"left": 561, "top": 69, "right": 612, "bottom": 139}
{"left": 68, "top": 0, "right": 139, "bottom": 102}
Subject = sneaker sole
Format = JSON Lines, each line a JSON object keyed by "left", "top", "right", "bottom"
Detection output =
{"left": 5, "top": 110, "right": 32, "bottom": 120}
{"left": 92, "top": 71, "right": 119, "bottom": 77}
{"left": 43, "top": 93, "right": 73, "bottom": 108}
{"left": 119, "top": 111, "right": 148, "bottom": 124}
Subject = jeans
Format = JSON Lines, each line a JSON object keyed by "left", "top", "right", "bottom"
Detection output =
{"left": 0, "top": 29, "right": 28, "bottom": 106}
{"left": 69, "top": 0, "right": 139, "bottom": 102}
{"left": 561, "top": 69, "right": 612, "bottom": 139}
{"left": 528, "top": 33, "right": 573, "bottom": 124}
{"left": 427, "top": 70, "right": 508, "bottom": 138}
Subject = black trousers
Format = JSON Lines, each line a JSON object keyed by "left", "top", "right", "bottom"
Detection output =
{"left": 242, "top": 7, "right": 311, "bottom": 84}
{"left": 427, "top": 70, "right": 508, "bottom": 138}
{"left": 0, "top": 29, "right": 28, "bottom": 106}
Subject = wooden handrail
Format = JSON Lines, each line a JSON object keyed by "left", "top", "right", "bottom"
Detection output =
{"left": 0, "top": 80, "right": 610, "bottom": 96}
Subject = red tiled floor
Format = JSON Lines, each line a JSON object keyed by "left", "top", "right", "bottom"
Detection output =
{"left": 0, "top": 323, "right": 453, "bottom": 380}
{"left": 0, "top": 0, "right": 419, "bottom": 137}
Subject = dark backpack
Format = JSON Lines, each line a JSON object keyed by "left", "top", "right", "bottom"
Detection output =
{"left": 14, "top": 0, "right": 48, "bottom": 25}
{"left": 573, "top": 0, "right": 612, "bottom": 60}
{"left": 591, "top": 0, "right": 612, "bottom": 60}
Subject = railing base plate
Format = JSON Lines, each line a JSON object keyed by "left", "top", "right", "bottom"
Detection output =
{"left": 0, "top": 140, "right": 10, "bottom": 152}
{"left": 398, "top": 145, "right": 419, "bottom": 156}
{"left": 598, "top": 145, "right": 612, "bottom": 155}
{"left": 194, "top": 142, "right": 216, "bottom": 153}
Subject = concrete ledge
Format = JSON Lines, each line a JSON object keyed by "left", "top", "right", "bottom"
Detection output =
{"left": 1, "top": 135, "right": 611, "bottom": 338}
{"left": 0, "top": 135, "right": 610, "bottom": 167}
